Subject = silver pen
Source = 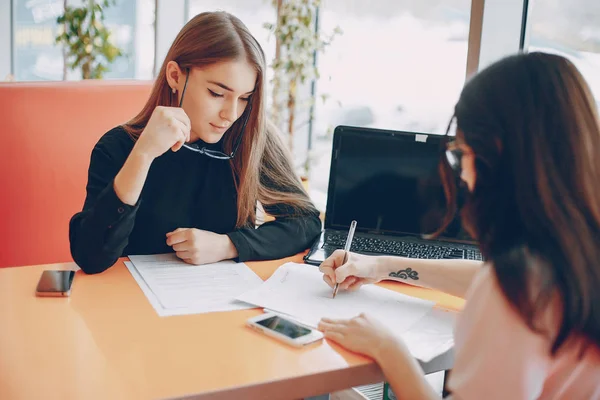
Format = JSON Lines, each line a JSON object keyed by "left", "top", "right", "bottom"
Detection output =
{"left": 333, "top": 220, "right": 357, "bottom": 299}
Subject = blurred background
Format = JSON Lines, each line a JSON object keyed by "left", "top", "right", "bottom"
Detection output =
{"left": 2, "top": 0, "right": 599, "bottom": 211}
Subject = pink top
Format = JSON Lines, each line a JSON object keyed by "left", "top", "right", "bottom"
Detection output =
{"left": 448, "top": 266, "right": 600, "bottom": 399}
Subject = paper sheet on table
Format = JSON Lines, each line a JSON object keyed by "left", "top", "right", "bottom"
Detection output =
{"left": 125, "top": 254, "right": 263, "bottom": 317}
{"left": 236, "top": 262, "right": 436, "bottom": 336}
{"left": 402, "top": 307, "right": 456, "bottom": 362}
{"left": 266, "top": 305, "right": 457, "bottom": 363}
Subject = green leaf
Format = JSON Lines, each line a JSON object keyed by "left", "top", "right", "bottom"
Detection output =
{"left": 54, "top": 0, "right": 123, "bottom": 79}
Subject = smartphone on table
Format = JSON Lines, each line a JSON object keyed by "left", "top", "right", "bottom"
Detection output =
{"left": 35, "top": 270, "right": 75, "bottom": 297}
{"left": 247, "top": 312, "right": 324, "bottom": 347}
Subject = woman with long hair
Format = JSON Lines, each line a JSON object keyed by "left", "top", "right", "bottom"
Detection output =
{"left": 319, "top": 52, "right": 600, "bottom": 399}
{"left": 70, "top": 12, "right": 321, "bottom": 274}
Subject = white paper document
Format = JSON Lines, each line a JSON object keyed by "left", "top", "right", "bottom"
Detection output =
{"left": 402, "top": 308, "right": 456, "bottom": 362}
{"left": 125, "top": 254, "right": 263, "bottom": 317}
{"left": 236, "top": 262, "right": 436, "bottom": 337}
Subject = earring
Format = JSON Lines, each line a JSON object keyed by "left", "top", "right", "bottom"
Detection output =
{"left": 172, "top": 87, "right": 176, "bottom": 94}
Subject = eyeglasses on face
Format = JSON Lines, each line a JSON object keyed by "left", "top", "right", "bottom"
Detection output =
{"left": 445, "top": 141, "right": 465, "bottom": 172}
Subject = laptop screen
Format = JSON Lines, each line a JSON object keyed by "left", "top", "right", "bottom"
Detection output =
{"left": 326, "top": 126, "right": 471, "bottom": 242}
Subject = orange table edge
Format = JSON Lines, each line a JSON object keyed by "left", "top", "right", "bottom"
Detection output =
{"left": 0, "top": 254, "right": 464, "bottom": 400}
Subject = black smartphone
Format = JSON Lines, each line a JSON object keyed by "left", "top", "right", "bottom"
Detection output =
{"left": 35, "top": 270, "right": 75, "bottom": 297}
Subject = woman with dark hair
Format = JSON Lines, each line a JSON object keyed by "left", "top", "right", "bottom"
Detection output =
{"left": 319, "top": 52, "right": 600, "bottom": 399}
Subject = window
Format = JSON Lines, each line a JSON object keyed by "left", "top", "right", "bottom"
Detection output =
{"left": 310, "top": 0, "right": 471, "bottom": 209}
{"left": 13, "top": 0, "right": 155, "bottom": 81}
{"left": 187, "top": 0, "right": 277, "bottom": 90}
{"left": 527, "top": 0, "right": 600, "bottom": 102}
{"left": 102, "top": 0, "right": 156, "bottom": 80}
{"left": 13, "top": 0, "right": 64, "bottom": 80}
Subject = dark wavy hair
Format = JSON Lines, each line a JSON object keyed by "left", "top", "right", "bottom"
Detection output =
{"left": 437, "top": 52, "right": 600, "bottom": 354}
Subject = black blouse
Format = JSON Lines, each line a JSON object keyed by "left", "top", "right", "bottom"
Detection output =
{"left": 69, "top": 127, "right": 321, "bottom": 274}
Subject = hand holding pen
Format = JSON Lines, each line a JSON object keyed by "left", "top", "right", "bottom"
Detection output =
{"left": 332, "top": 220, "right": 357, "bottom": 299}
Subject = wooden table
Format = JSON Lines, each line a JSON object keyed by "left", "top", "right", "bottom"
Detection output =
{"left": 0, "top": 254, "right": 464, "bottom": 400}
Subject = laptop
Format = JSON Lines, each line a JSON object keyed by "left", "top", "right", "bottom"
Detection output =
{"left": 304, "top": 125, "right": 482, "bottom": 265}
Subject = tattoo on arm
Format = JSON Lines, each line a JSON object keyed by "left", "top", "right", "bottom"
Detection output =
{"left": 389, "top": 268, "right": 419, "bottom": 280}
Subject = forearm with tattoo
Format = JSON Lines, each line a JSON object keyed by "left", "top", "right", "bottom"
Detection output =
{"left": 389, "top": 267, "right": 419, "bottom": 280}
{"left": 379, "top": 257, "right": 481, "bottom": 297}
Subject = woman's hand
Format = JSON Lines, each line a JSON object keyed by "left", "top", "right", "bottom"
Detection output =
{"left": 166, "top": 228, "right": 238, "bottom": 265}
{"left": 319, "top": 250, "right": 382, "bottom": 292}
{"left": 318, "top": 313, "right": 403, "bottom": 360}
{"left": 133, "top": 106, "right": 191, "bottom": 160}
{"left": 320, "top": 314, "right": 436, "bottom": 400}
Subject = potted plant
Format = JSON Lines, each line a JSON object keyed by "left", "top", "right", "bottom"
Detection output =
{"left": 55, "top": 0, "right": 123, "bottom": 79}
{"left": 264, "top": 0, "right": 341, "bottom": 183}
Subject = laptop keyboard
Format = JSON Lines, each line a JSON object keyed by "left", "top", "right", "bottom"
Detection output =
{"left": 324, "top": 233, "right": 483, "bottom": 260}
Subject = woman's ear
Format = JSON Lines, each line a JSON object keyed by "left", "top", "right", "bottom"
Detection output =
{"left": 165, "top": 61, "right": 184, "bottom": 92}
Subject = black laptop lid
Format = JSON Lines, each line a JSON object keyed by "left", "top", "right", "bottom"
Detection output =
{"left": 325, "top": 125, "right": 471, "bottom": 242}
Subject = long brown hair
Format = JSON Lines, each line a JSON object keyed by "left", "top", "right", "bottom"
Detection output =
{"left": 123, "top": 12, "right": 316, "bottom": 227}
{"left": 438, "top": 52, "right": 600, "bottom": 353}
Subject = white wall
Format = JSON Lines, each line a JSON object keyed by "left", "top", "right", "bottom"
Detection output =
{"left": 0, "top": 0, "right": 12, "bottom": 80}
{"left": 154, "top": 0, "right": 187, "bottom": 76}
{"left": 478, "top": 0, "right": 527, "bottom": 70}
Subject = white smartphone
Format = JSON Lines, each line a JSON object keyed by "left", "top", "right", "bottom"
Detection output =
{"left": 246, "top": 312, "right": 324, "bottom": 347}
